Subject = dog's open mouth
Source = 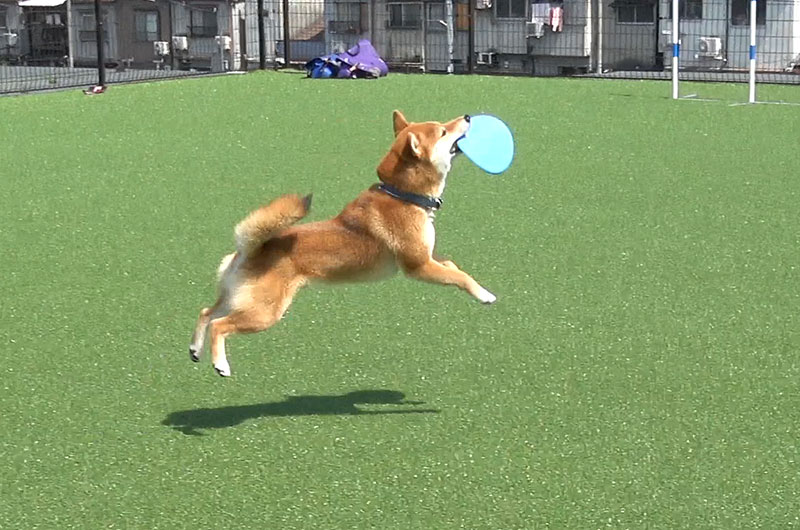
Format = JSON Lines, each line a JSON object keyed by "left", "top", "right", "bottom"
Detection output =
{"left": 450, "top": 136, "right": 464, "bottom": 155}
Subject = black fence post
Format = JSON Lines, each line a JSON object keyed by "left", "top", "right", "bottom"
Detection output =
{"left": 467, "top": 0, "right": 475, "bottom": 74}
{"left": 257, "top": 0, "right": 266, "bottom": 69}
{"left": 168, "top": 0, "right": 175, "bottom": 70}
{"left": 282, "top": 0, "right": 290, "bottom": 67}
{"left": 93, "top": 0, "right": 106, "bottom": 86}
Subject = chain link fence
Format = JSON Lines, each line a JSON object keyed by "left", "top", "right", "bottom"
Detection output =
{"left": 2, "top": 0, "right": 798, "bottom": 95}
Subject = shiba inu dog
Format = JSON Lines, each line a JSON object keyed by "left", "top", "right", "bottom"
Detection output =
{"left": 189, "top": 111, "right": 496, "bottom": 377}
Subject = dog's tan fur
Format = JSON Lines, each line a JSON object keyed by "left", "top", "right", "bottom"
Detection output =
{"left": 190, "top": 111, "right": 496, "bottom": 376}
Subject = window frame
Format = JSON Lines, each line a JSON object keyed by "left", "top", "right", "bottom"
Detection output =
{"left": 616, "top": 1, "right": 655, "bottom": 24}
{"left": 0, "top": 6, "right": 9, "bottom": 32}
{"left": 190, "top": 7, "right": 218, "bottom": 38}
{"left": 427, "top": 2, "right": 446, "bottom": 31}
{"left": 387, "top": 2, "right": 422, "bottom": 29}
{"left": 731, "top": 0, "right": 765, "bottom": 26}
{"left": 680, "top": 0, "right": 703, "bottom": 20}
{"left": 495, "top": 0, "right": 527, "bottom": 19}
{"left": 329, "top": 1, "right": 364, "bottom": 34}
{"left": 77, "top": 10, "right": 109, "bottom": 43}
{"left": 135, "top": 10, "right": 160, "bottom": 42}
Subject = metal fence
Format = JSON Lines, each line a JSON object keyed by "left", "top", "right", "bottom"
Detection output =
{"left": 2, "top": 0, "right": 798, "bottom": 95}
{"left": 0, "top": 0, "right": 242, "bottom": 94}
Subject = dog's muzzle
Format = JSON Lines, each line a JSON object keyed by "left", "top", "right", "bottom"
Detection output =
{"left": 450, "top": 115, "right": 470, "bottom": 155}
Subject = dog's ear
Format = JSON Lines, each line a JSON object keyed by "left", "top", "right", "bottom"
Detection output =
{"left": 393, "top": 110, "right": 409, "bottom": 137}
{"left": 405, "top": 132, "right": 421, "bottom": 158}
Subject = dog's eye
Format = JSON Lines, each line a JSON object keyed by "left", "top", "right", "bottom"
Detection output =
{"left": 440, "top": 129, "right": 447, "bottom": 138}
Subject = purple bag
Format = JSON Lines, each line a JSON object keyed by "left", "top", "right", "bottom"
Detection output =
{"left": 305, "top": 39, "right": 389, "bottom": 79}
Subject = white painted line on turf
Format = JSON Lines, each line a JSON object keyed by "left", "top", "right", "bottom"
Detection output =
{"left": 729, "top": 101, "right": 800, "bottom": 106}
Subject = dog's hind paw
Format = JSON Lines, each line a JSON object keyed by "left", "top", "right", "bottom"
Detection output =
{"left": 214, "top": 360, "right": 231, "bottom": 377}
{"left": 189, "top": 346, "right": 201, "bottom": 362}
{"left": 476, "top": 287, "right": 497, "bottom": 305}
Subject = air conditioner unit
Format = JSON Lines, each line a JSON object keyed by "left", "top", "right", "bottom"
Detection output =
{"left": 172, "top": 36, "right": 189, "bottom": 52}
{"left": 476, "top": 52, "right": 497, "bottom": 65}
{"left": 697, "top": 37, "right": 722, "bottom": 59}
{"left": 1, "top": 32, "right": 19, "bottom": 47}
{"left": 526, "top": 22, "right": 545, "bottom": 39}
{"left": 153, "top": 41, "right": 170, "bottom": 56}
{"left": 215, "top": 35, "right": 232, "bottom": 51}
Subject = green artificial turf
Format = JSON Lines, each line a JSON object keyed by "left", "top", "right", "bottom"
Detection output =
{"left": 1, "top": 72, "right": 799, "bottom": 529}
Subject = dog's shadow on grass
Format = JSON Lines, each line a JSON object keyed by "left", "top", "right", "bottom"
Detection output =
{"left": 163, "top": 390, "right": 439, "bottom": 435}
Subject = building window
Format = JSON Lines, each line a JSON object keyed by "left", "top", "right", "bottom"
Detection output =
{"left": 731, "top": 0, "right": 765, "bottom": 25}
{"left": 79, "top": 12, "right": 96, "bottom": 42}
{"left": 680, "top": 0, "right": 702, "bottom": 19}
{"left": 190, "top": 8, "right": 218, "bottom": 37}
{"left": 428, "top": 3, "right": 445, "bottom": 31}
{"left": 388, "top": 3, "right": 422, "bottom": 29}
{"left": 79, "top": 13, "right": 93, "bottom": 42}
{"left": 329, "top": 2, "right": 365, "bottom": 34}
{"left": 77, "top": 10, "right": 109, "bottom": 42}
{"left": 616, "top": 0, "right": 655, "bottom": 23}
{"left": 0, "top": 6, "right": 8, "bottom": 31}
{"left": 496, "top": 0, "right": 526, "bottom": 18}
{"left": 135, "top": 11, "right": 159, "bottom": 42}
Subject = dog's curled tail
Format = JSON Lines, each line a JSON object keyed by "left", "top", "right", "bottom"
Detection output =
{"left": 234, "top": 194, "right": 312, "bottom": 257}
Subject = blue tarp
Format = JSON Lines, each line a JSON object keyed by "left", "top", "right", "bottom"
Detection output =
{"left": 305, "top": 40, "right": 389, "bottom": 79}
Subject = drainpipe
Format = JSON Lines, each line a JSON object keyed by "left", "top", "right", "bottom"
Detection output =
{"left": 421, "top": 5, "right": 426, "bottom": 71}
{"left": 66, "top": 0, "right": 73, "bottom": 67}
{"left": 445, "top": 0, "right": 454, "bottom": 73}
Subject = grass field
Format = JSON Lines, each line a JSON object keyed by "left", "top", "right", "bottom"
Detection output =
{"left": 1, "top": 71, "right": 799, "bottom": 529}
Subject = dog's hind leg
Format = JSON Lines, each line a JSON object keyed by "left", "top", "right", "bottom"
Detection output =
{"left": 189, "top": 307, "right": 212, "bottom": 362}
{"left": 189, "top": 252, "right": 239, "bottom": 362}
{"left": 189, "top": 300, "right": 226, "bottom": 362}
{"left": 208, "top": 279, "right": 302, "bottom": 377}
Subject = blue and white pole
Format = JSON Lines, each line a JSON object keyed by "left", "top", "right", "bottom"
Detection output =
{"left": 749, "top": 0, "right": 757, "bottom": 103}
{"left": 672, "top": 0, "right": 680, "bottom": 99}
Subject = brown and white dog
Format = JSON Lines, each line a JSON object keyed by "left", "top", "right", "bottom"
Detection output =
{"left": 189, "top": 111, "right": 496, "bottom": 377}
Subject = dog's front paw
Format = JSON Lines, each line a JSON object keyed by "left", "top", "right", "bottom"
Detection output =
{"left": 476, "top": 287, "right": 497, "bottom": 305}
{"left": 189, "top": 346, "right": 201, "bottom": 362}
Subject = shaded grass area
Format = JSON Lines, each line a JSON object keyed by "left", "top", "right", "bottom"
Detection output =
{"left": 1, "top": 72, "right": 799, "bottom": 528}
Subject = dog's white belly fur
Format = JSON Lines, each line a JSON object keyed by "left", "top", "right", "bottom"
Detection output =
{"left": 217, "top": 252, "right": 247, "bottom": 313}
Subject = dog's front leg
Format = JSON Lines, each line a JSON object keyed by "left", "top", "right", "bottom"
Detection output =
{"left": 437, "top": 259, "right": 461, "bottom": 272}
{"left": 405, "top": 259, "right": 496, "bottom": 304}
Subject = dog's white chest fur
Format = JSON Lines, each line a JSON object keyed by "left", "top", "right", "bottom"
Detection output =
{"left": 423, "top": 214, "right": 436, "bottom": 254}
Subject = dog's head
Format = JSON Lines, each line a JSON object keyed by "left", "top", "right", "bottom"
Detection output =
{"left": 377, "top": 110, "right": 470, "bottom": 197}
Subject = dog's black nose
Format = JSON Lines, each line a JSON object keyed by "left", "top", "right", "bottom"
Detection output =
{"left": 464, "top": 115, "right": 471, "bottom": 122}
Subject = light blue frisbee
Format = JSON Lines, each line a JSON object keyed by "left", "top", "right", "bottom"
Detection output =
{"left": 457, "top": 115, "right": 514, "bottom": 174}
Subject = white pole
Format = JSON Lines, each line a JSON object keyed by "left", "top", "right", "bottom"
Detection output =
{"left": 66, "top": 0, "right": 73, "bottom": 68}
{"left": 749, "top": 0, "right": 757, "bottom": 103}
{"left": 672, "top": 0, "right": 679, "bottom": 99}
{"left": 446, "top": 0, "right": 454, "bottom": 74}
{"left": 421, "top": 2, "right": 426, "bottom": 71}
{"left": 597, "top": 0, "right": 603, "bottom": 73}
